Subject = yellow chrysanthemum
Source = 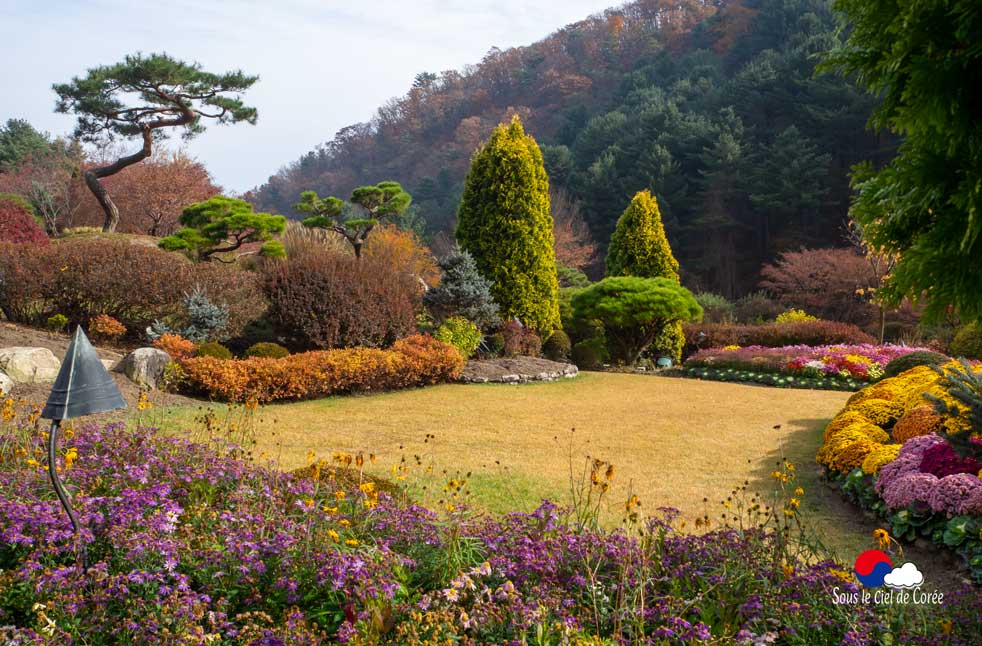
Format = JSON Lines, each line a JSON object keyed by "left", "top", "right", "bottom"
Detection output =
{"left": 892, "top": 406, "right": 944, "bottom": 442}
{"left": 851, "top": 398, "right": 905, "bottom": 427}
{"left": 861, "top": 444, "right": 901, "bottom": 475}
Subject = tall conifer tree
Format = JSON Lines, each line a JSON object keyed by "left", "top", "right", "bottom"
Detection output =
{"left": 456, "top": 116, "right": 560, "bottom": 333}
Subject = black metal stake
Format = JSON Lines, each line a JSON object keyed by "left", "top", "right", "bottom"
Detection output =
{"left": 47, "top": 419, "right": 86, "bottom": 567}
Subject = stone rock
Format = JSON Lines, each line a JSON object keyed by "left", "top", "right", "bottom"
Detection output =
{"left": 0, "top": 347, "right": 61, "bottom": 383}
{"left": 101, "top": 359, "right": 120, "bottom": 372}
{"left": 0, "top": 370, "right": 13, "bottom": 395}
{"left": 459, "top": 357, "right": 579, "bottom": 384}
{"left": 120, "top": 348, "right": 172, "bottom": 389}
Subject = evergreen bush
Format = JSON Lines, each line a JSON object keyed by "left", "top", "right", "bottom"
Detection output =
{"left": 456, "top": 116, "right": 560, "bottom": 334}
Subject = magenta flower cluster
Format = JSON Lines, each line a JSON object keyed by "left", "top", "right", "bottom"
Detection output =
{"left": 687, "top": 344, "right": 929, "bottom": 382}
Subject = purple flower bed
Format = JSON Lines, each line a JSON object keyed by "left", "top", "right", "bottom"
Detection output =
{"left": 2, "top": 420, "right": 981, "bottom": 643}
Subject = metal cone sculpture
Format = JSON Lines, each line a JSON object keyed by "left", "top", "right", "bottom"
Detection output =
{"left": 41, "top": 326, "right": 126, "bottom": 564}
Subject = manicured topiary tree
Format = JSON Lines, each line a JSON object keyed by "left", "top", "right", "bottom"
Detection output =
{"left": 159, "top": 196, "right": 286, "bottom": 262}
{"left": 605, "top": 190, "right": 685, "bottom": 361}
{"left": 296, "top": 181, "right": 411, "bottom": 259}
{"left": 456, "top": 116, "right": 560, "bottom": 334}
{"left": 571, "top": 276, "right": 702, "bottom": 365}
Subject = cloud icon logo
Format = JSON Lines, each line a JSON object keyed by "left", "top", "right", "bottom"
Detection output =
{"left": 883, "top": 562, "right": 923, "bottom": 590}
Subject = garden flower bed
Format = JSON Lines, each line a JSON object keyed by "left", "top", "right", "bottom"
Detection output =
{"left": 684, "top": 344, "right": 933, "bottom": 390}
{"left": 3, "top": 405, "right": 981, "bottom": 642}
{"left": 818, "top": 362, "right": 982, "bottom": 582}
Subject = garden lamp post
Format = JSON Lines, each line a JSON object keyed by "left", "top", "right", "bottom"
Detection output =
{"left": 41, "top": 326, "right": 126, "bottom": 565}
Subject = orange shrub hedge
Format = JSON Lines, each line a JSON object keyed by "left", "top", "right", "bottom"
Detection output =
{"left": 180, "top": 334, "right": 464, "bottom": 402}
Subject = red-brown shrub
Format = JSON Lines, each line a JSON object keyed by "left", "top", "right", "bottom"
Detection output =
{"left": 0, "top": 237, "right": 266, "bottom": 338}
{"left": 759, "top": 248, "right": 877, "bottom": 326}
{"left": 263, "top": 250, "right": 418, "bottom": 350}
{"left": 501, "top": 320, "right": 542, "bottom": 357}
{"left": 0, "top": 242, "right": 56, "bottom": 322}
{"left": 44, "top": 239, "right": 192, "bottom": 330}
{"left": 0, "top": 197, "right": 48, "bottom": 245}
{"left": 180, "top": 334, "right": 463, "bottom": 402}
{"left": 190, "top": 262, "right": 267, "bottom": 339}
{"left": 683, "top": 320, "right": 876, "bottom": 356}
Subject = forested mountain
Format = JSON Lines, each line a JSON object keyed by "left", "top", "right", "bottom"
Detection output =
{"left": 250, "top": 0, "right": 891, "bottom": 297}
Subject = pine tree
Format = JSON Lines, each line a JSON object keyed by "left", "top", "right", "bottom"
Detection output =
{"left": 606, "top": 190, "right": 679, "bottom": 280}
{"left": 456, "top": 116, "right": 560, "bottom": 334}
{"left": 606, "top": 190, "right": 686, "bottom": 362}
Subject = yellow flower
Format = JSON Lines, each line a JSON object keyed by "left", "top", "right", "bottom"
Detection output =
{"left": 940, "top": 619, "right": 953, "bottom": 635}
{"left": 345, "top": 539, "right": 359, "bottom": 546}
{"left": 64, "top": 448, "right": 78, "bottom": 471}
{"left": 334, "top": 490, "right": 346, "bottom": 501}
{"left": 339, "top": 519, "right": 351, "bottom": 527}
{"left": 26, "top": 458, "right": 40, "bottom": 468}
{"left": 782, "top": 563, "right": 794, "bottom": 578}
{"left": 722, "top": 344, "right": 741, "bottom": 351}
{"left": 873, "top": 528, "right": 890, "bottom": 550}
{"left": 794, "top": 487, "right": 804, "bottom": 496}
{"left": 327, "top": 529, "right": 339, "bottom": 542}
{"left": 321, "top": 506, "right": 338, "bottom": 514}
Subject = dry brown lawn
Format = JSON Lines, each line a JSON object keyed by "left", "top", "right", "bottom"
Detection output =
{"left": 158, "top": 372, "right": 970, "bottom": 580}
{"left": 162, "top": 372, "right": 847, "bottom": 525}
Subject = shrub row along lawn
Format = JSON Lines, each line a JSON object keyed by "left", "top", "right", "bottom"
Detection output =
{"left": 818, "top": 361, "right": 982, "bottom": 582}
{"left": 4, "top": 400, "right": 982, "bottom": 643}
{"left": 178, "top": 334, "right": 463, "bottom": 402}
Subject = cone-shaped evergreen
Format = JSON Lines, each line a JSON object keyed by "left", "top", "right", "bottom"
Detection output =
{"left": 605, "top": 190, "right": 685, "bottom": 361}
{"left": 456, "top": 116, "right": 560, "bottom": 333}
{"left": 605, "top": 190, "right": 679, "bottom": 280}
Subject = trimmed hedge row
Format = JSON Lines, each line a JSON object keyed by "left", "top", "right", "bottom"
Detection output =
{"left": 683, "top": 320, "right": 875, "bottom": 357}
{"left": 180, "top": 334, "right": 463, "bottom": 402}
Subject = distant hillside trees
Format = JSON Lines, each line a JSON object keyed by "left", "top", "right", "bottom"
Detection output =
{"left": 250, "top": 0, "right": 888, "bottom": 298}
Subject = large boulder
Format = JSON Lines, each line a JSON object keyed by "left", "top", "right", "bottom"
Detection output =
{"left": 120, "top": 348, "right": 172, "bottom": 390}
{"left": 0, "top": 370, "right": 13, "bottom": 395}
{"left": 0, "top": 347, "right": 61, "bottom": 384}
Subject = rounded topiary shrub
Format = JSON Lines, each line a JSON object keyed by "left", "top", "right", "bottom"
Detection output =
{"left": 244, "top": 342, "right": 290, "bottom": 359}
{"left": 482, "top": 332, "right": 505, "bottom": 358}
{"left": 195, "top": 341, "right": 232, "bottom": 360}
{"left": 571, "top": 337, "right": 608, "bottom": 370}
{"left": 542, "top": 330, "right": 572, "bottom": 362}
{"left": 950, "top": 322, "right": 982, "bottom": 360}
{"left": 881, "top": 350, "right": 950, "bottom": 380}
{"left": 433, "top": 316, "right": 482, "bottom": 359}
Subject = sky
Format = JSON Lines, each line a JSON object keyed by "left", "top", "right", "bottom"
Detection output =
{"left": 0, "top": 0, "right": 618, "bottom": 193}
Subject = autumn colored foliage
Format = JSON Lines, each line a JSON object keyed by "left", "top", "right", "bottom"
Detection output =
{"left": 74, "top": 150, "right": 220, "bottom": 235}
{"left": 263, "top": 249, "right": 419, "bottom": 350}
{"left": 0, "top": 196, "right": 48, "bottom": 245}
{"left": 180, "top": 334, "right": 463, "bottom": 402}
{"left": 0, "top": 239, "right": 264, "bottom": 337}
{"left": 760, "top": 248, "right": 877, "bottom": 326}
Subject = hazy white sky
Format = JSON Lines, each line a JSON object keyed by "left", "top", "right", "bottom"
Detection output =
{"left": 0, "top": 0, "right": 616, "bottom": 192}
